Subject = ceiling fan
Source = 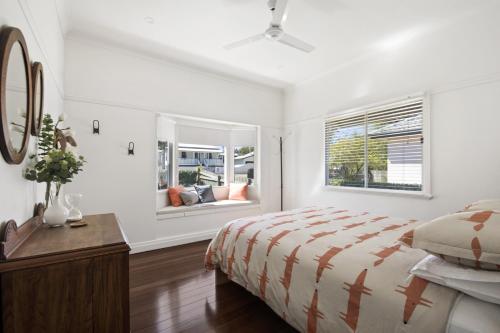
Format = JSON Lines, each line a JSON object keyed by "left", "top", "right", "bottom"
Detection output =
{"left": 224, "top": 0, "right": 315, "bottom": 53}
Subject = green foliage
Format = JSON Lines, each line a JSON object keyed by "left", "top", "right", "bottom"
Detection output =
{"left": 178, "top": 166, "right": 207, "bottom": 187}
{"left": 328, "top": 135, "right": 387, "bottom": 185}
{"left": 178, "top": 170, "right": 196, "bottom": 186}
{"left": 24, "top": 114, "right": 86, "bottom": 207}
{"left": 158, "top": 141, "right": 168, "bottom": 151}
{"left": 38, "top": 115, "right": 56, "bottom": 157}
{"left": 25, "top": 149, "right": 85, "bottom": 185}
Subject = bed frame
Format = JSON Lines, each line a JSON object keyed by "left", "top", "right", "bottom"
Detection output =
{"left": 215, "top": 267, "right": 230, "bottom": 285}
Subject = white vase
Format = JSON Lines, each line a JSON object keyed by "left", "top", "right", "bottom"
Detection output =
{"left": 44, "top": 194, "right": 69, "bottom": 227}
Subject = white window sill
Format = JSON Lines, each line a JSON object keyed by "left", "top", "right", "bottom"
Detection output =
{"left": 323, "top": 185, "right": 433, "bottom": 199}
{"left": 156, "top": 200, "right": 260, "bottom": 220}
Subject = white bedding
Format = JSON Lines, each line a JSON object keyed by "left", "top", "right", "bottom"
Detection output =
{"left": 447, "top": 294, "right": 500, "bottom": 333}
{"left": 411, "top": 255, "right": 500, "bottom": 305}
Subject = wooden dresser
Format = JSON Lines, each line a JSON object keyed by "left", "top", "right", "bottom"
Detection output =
{"left": 0, "top": 205, "right": 130, "bottom": 333}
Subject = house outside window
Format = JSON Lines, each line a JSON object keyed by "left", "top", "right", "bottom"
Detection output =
{"left": 234, "top": 146, "right": 255, "bottom": 185}
{"left": 177, "top": 143, "right": 225, "bottom": 187}
{"left": 325, "top": 96, "right": 427, "bottom": 193}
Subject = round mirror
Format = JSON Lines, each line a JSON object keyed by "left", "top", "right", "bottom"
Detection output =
{"left": 0, "top": 27, "right": 32, "bottom": 164}
{"left": 31, "top": 62, "right": 44, "bottom": 136}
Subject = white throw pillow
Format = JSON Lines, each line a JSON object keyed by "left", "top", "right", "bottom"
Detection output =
{"left": 411, "top": 255, "right": 500, "bottom": 305}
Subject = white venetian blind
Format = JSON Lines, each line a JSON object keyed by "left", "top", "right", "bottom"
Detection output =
{"left": 325, "top": 113, "right": 366, "bottom": 187}
{"left": 325, "top": 96, "right": 424, "bottom": 192}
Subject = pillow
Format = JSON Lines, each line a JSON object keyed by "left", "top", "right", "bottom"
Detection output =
{"left": 179, "top": 191, "right": 199, "bottom": 206}
{"left": 447, "top": 294, "right": 500, "bottom": 333}
{"left": 406, "top": 210, "right": 500, "bottom": 270}
{"left": 411, "top": 255, "right": 500, "bottom": 305}
{"left": 167, "top": 186, "right": 184, "bottom": 207}
{"left": 463, "top": 199, "right": 500, "bottom": 212}
{"left": 194, "top": 185, "right": 216, "bottom": 203}
{"left": 228, "top": 183, "right": 248, "bottom": 201}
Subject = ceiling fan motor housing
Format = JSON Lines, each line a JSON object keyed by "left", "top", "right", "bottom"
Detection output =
{"left": 267, "top": 0, "right": 277, "bottom": 11}
{"left": 265, "top": 26, "right": 284, "bottom": 40}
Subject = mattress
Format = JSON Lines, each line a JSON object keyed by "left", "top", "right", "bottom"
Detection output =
{"left": 205, "top": 206, "right": 458, "bottom": 333}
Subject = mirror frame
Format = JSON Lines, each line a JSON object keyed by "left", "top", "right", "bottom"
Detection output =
{"left": 31, "top": 62, "right": 43, "bottom": 136}
{"left": 0, "top": 27, "right": 33, "bottom": 164}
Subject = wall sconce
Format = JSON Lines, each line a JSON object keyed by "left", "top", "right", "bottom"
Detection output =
{"left": 128, "top": 142, "right": 135, "bottom": 155}
{"left": 92, "top": 120, "right": 100, "bottom": 134}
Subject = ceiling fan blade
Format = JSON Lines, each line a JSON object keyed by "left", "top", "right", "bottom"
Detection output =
{"left": 224, "top": 34, "right": 265, "bottom": 50}
{"left": 271, "top": 0, "right": 289, "bottom": 26}
{"left": 278, "top": 33, "right": 315, "bottom": 52}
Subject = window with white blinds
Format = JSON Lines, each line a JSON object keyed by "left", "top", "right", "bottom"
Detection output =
{"left": 325, "top": 96, "right": 425, "bottom": 192}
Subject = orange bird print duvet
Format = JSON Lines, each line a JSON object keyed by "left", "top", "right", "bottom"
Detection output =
{"left": 205, "top": 207, "right": 458, "bottom": 333}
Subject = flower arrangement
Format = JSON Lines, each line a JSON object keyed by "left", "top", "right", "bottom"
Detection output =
{"left": 25, "top": 114, "right": 86, "bottom": 209}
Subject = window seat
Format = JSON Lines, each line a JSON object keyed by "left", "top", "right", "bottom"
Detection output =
{"left": 157, "top": 200, "right": 260, "bottom": 220}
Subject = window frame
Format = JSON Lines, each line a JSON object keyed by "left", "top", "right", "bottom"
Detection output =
{"left": 323, "top": 93, "right": 432, "bottom": 199}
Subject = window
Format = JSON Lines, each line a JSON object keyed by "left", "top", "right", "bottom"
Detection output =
{"left": 234, "top": 146, "right": 255, "bottom": 185}
{"left": 177, "top": 143, "right": 225, "bottom": 187}
{"left": 157, "top": 141, "right": 170, "bottom": 190}
{"left": 325, "top": 96, "right": 425, "bottom": 192}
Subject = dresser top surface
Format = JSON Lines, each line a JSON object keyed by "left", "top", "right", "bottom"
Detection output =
{"left": 6, "top": 213, "right": 128, "bottom": 261}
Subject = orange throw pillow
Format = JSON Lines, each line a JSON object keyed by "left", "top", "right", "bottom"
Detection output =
{"left": 228, "top": 183, "right": 248, "bottom": 201}
{"left": 168, "top": 186, "right": 184, "bottom": 207}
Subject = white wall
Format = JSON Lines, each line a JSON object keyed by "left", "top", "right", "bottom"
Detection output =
{"left": 0, "top": 0, "right": 64, "bottom": 225}
{"left": 64, "top": 37, "right": 283, "bottom": 246}
{"left": 283, "top": 8, "right": 500, "bottom": 220}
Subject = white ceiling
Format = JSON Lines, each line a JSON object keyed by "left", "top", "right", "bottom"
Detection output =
{"left": 61, "top": 0, "right": 499, "bottom": 88}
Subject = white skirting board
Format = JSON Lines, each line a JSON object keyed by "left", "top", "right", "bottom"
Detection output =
{"left": 130, "top": 228, "right": 219, "bottom": 254}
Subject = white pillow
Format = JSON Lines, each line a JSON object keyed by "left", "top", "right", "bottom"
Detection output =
{"left": 463, "top": 199, "right": 500, "bottom": 212}
{"left": 411, "top": 255, "right": 500, "bottom": 305}
{"left": 447, "top": 294, "right": 500, "bottom": 333}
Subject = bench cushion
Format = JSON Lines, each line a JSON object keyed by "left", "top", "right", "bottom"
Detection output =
{"left": 157, "top": 199, "right": 258, "bottom": 216}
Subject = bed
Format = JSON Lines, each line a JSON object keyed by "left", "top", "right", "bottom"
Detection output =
{"left": 205, "top": 206, "right": 464, "bottom": 333}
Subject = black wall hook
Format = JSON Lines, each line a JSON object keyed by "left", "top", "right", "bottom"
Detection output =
{"left": 128, "top": 142, "right": 135, "bottom": 155}
{"left": 93, "top": 120, "right": 100, "bottom": 134}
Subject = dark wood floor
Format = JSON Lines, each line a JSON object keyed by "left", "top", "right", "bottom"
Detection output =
{"left": 130, "top": 240, "right": 296, "bottom": 333}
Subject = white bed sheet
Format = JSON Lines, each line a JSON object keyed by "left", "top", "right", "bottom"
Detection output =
{"left": 447, "top": 293, "right": 500, "bottom": 333}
